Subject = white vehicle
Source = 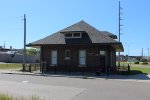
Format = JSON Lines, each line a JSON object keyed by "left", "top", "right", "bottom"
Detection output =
{"left": 6, "top": 51, "right": 17, "bottom": 54}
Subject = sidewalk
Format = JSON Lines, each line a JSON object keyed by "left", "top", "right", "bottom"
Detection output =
{"left": 0, "top": 69, "right": 150, "bottom": 82}
{"left": 0, "top": 69, "right": 40, "bottom": 75}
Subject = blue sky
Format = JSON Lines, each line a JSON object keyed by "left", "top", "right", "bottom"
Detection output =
{"left": 0, "top": 0, "right": 150, "bottom": 56}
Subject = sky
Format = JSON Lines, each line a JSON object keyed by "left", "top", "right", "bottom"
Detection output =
{"left": 0, "top": 0, "right": 150, "bottom": 56}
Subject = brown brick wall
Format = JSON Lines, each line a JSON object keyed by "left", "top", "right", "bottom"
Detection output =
{"left": 41, "top": 44, "right": 116, "bottom": 72}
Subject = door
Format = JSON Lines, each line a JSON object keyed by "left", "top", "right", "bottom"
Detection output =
{"left": 100, "top": 56, "right": 106, "bottom": 72}
{"left": 79, "top": 50, "right": 86, "bottom": 65}
{"left": 51, "top": 50, "right": 57, "bottom": 65}
{"left": 100, "top": 50, "right": 106, "bottom": 72}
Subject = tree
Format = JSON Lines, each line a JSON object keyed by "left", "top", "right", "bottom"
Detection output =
{"left": 26, "top": 48, "right": 39, "bottom": 55}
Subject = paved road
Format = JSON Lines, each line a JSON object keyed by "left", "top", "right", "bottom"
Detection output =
{"left": 0, "top": 73, "right": 150, "bottom": 100}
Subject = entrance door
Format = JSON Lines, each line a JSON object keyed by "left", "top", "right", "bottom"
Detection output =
{"left": 100, "top": 56, "right": 106, "bottom": 72}
{"left": 51, "top": 50, "right": 57, "bottom": 65}
{"left": 100, "top": 50, "right": 106, "bottom": 72}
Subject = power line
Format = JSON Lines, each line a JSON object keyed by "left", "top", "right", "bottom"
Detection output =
{"left": 0, "top": 16, "right": 23, "bottom": 22}
{"left": 0, "top": 16, "right": 23, "bottom": 32}
{"left": 148, "top": 48, "right": 149, "bottom": 57}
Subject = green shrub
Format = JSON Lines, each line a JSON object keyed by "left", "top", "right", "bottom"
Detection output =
{"left": 141, "top": 59, "right": 148, "bottom": 65}
{"left": 142, "top": 62, "right": 148, "bottom": 65}
{"left": 134, "top": 61, "right": 139, "bottom": 64}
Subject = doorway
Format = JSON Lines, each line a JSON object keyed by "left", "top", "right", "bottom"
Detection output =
{"left": 100, "top": 50, "right": 106, "bottom": 72}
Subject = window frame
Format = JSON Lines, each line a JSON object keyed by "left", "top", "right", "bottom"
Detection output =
{"left": 100, "top": 50, "right": 106, "bottom": 56}
{"left": 79, "top": 50, "right": 86, "bottom": 66}
{"left": 64, "top": 32, "right": 82, "bottom": 38}
{"left": 73, "top": 32, "right": 81, "bottom": 38}
{"left": 51, "top": 50, "right": 57, "bottom": 65}
{"left": 65, "top": 33, "right": 73, "bottom": 38}
{"left": 65, "top": 49, "right": 70, "bottom": 60}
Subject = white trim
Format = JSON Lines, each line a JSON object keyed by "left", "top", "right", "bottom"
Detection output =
{"left": 51, "top": 50, "right": 57, "bottom": 65}
{"left": 73, "top": 32, "right": 82, "bottom": 38}
{"left": 64, "top": 33, "right": 73, "bottom": 38}
{"left": 79, "top": 50, "right": 86, "bottom": 66}
{"left": 64, "top": 32, "right": 82, "bottom": 39}
{"left": 100, "top": 50, "right": 106, "bottom": 55}
{"left": 65, "top": 49, "right": 70, "bottom": 60}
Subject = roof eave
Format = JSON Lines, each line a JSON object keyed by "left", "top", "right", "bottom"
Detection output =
{"left": 60, "top": 31, "right": 85, "bottom": 34}
{"left": 111, "top": 42, "right": 124, "bottom": 52}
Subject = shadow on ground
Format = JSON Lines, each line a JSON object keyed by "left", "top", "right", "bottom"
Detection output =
{"left": 43, "top": 70, "right": 150, "bottom": 80}
{"left": 1, "top": 70, "right": 150, "bottom": 81}
{"left": 38, "top": 71, "right": 150, "bottom": 81}
{"left": 106, "top": 70, "right": 150, "bottom": 80}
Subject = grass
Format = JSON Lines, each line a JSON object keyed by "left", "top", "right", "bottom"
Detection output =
{"left": 0, "top": 94, "right": 13, "bottom": 100}
{"left": 116, "top": 62, "right": 150, "bottom": 75}
{"left": 0, "top": 94, "right": 41, "bottom": 100}
{"left": 0, "top": 63, "right": 40, "bottom": 72}
{"left": 132, "top": 63, "right": 150, "bottom": 66}
{"left": 130, "top": 67, "right": 150, "bottom": 74}
{"left": 0, "top": 64, "right": 22, "bottom": 69}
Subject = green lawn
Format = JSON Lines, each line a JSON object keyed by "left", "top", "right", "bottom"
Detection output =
{"left": 116, "top": 62, "right": 150, "bottom": 75}
{"left": 0, "top": 64, "right": 22, "bottom": 69}
{"left": 130, "top": 67, "right": 150, "bottom": 74}
{"left": 133, "top": 63, "right": 150, "bottom": 66}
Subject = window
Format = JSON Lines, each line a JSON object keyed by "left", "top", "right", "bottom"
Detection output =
{"left": 65, "top": 32, "right": 82, "bottom": 38}
{"left": 51, "top": 50, "right": 57, "bottom": 65}
{"left": 73, "top": 33, "right": 81, "bottom": 37}
{"left": 65, "top": 50, "right": 70, "bottom": 60}
{"left": 79, "top": 50, "right": 86, "bottom": 66}
{"left": 65, "top": 33, "right": 72, "bottom": 38}
{"left": 100, "top": 50, "right": 106, "bottom": 56}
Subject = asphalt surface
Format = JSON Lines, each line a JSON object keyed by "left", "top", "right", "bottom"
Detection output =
{"left": 0, "top": 73, "right": 150, "bottom": 100}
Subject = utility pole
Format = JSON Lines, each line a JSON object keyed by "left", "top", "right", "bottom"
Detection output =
{"left": 118, "top": 1, "right": 123, "bottom": 67}
{"left": 148, "top": 48, "right": 150, "bottom": 61}
{"left": 148, "top": 48, "right": 149, "bottom": 57}
{"left": 119, "top": 1, "right": 121, "bottom": 42}
{"left": 23, "top": 14, "right": 26, "bottom": 71}
{"left": 142, "top": 48, "right": 143, "bottom": 58}
{"left": 3, "top": 41, "right": 5, "bottom": 49}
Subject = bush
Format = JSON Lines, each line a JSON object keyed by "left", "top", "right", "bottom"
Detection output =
{"left": 141, "top": 59, "right": 148, "bottom": 65}
{"left": 134, "top": 61, "right": 139, "bottom": 64}
{"left": 142, "top": 62, "right": 148, "bottom": 65}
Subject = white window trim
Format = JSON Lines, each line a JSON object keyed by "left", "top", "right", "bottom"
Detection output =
{"left": 64, "top": 32, "right": 82, "bottom": 39}
{"left": 73, "top": 33, "right": 82, "bottom": 38}
{"left": 65, "top": 49, "right": 70, "bottom": 60}
{"left": 65, "top": 33, "right": 73, "bottom": 38}
{"left": 51, "top": 50, "right": 57, "bottom": 65}
{"left": 79, "top": 50, "right": 86, "bottom": 66}
{"left": 100, "top": 50, "right": 106, "bottom": 56}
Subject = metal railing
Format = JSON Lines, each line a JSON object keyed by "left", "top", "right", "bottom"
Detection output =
{"left": 22, "top": 63, "right": 40, "bottom": 73}
{"left": 117, "top": 63, "right": 130, "bottom": 73}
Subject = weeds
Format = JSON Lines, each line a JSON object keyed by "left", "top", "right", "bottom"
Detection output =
{"left": 0, "top": 94, "right": 42, "bottom": 100}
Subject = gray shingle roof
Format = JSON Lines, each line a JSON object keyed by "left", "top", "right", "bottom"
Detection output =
{"left": 100, "top": 31, "right": 117, "bottom": 39}
{"left": 29, "top": 20, "right": 123, "bottom": 51}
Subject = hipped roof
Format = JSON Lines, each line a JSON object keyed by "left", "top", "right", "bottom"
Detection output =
{"left": 29, "top": 20, "right": 123, "bottom": 51}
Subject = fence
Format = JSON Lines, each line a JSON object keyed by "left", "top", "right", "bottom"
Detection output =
{"left": 117, "top": 63, "right": 130, "bottom": 74}
{"left": 0, "top": 53, "right": 39, "bottom": 63}
{"left": 22, "top": 63, "right": 40, "bottom": 73}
